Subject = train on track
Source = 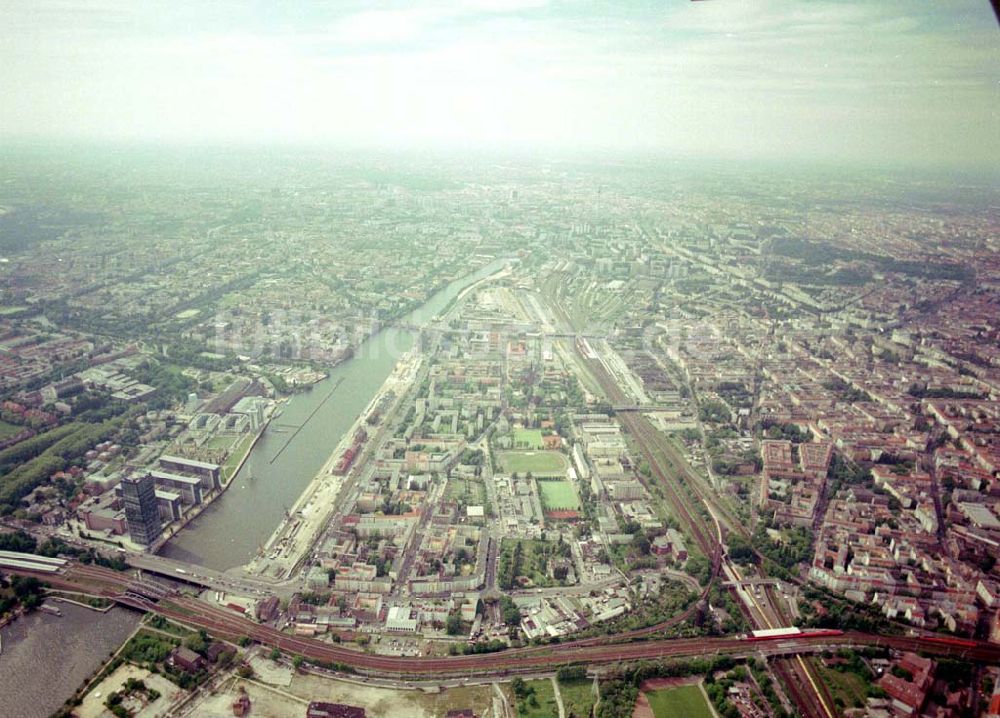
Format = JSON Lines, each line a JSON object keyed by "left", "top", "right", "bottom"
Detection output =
{"left": 740, "top": 627, "right": 844, "bottom": 642}
{"left": 919, "top": 635, "right": 979, "bottom": 649}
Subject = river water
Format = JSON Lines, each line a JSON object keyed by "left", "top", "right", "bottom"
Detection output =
{"left": 160, "top": 258, "right": 508, "bottom": 570}
{"left": 0, "top": 603, "right": 141, "bottom": 718}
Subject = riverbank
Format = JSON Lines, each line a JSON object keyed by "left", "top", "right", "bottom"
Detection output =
{"left": 159, "top": 258, "right": 510, "bottom": 570}
{"left": 445, "top": 262, "right": 513, "bottom": 317}
{"left": 242, "top": 263, "right": 512, "bottom": 581}
{"left": 151, "top": 409, "right": 275, "bottom": 554}
{"left": 47, "top": 592, "right": 115, "bottom": 612}
{"left": 223, "top": 404, "right": 283, "bottom": 483}
{"left": 246, "top": 349, "right": 423, "bottom": 581}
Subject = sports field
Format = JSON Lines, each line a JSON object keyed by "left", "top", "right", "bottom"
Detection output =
{"left": 646, "top": 685, "right": 714, "bottom": 718}
{"left": 512, "top": 428, "right": 545, "bottom": 449}
{"left": 498, "top": 450, "right": 569, "bottom": 477}
{"left": 538, "top": 479, "right": 580, "bottom": 510}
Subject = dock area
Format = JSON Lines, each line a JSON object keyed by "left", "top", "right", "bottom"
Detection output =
{"left": 245, "top": 350, "right": 423, "bottom": 581}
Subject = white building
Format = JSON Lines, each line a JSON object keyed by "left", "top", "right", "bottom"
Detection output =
{"left": 385, "top": 605, "right": 419, "bottom": 633}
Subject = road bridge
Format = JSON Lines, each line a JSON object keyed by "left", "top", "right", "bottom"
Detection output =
{"left": 129, "top": 553, "right": 300, "bottom": 597}
{"left": 722, "top": 577, "right": 784, "bottom": 588}
{"left": 611, "top": 404, "right": 682, "bottom": 412}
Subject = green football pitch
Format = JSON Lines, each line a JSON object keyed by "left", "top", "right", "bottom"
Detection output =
{"left": 497, "top": 450, "right": 569, "bottom": 477}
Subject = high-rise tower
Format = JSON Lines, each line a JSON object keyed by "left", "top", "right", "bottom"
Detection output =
{"left": 121, "top": 474, "right": 161, "bottom": 546}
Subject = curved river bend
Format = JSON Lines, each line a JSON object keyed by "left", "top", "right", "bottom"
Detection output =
{"left": 161, "top": 258, "right": 507, "bottom": 570}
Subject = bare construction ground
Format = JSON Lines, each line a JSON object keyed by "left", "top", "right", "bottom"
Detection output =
{"left": 183, "top": 671, "right": 501, "bottom": 718}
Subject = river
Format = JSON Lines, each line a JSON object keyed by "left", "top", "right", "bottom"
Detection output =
{"left": 0, "top": 603, "right": 141, "bottom": 718}
{"left": 159, "top": 258, "right": 508, "bottom": 570}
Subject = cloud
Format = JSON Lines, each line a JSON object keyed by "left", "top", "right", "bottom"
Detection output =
{"left": 0, "top": 0, "right": 996, "bottom": 167}
{"left": 328, "top": 9, "right": 437, "bottom": 46}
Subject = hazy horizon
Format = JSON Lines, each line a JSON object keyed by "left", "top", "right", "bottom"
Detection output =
{"left": 1, "top": 1, "right": 998, "bottom": 169}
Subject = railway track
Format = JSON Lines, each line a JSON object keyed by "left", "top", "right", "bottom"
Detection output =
{"left": 63, "top": 561, "right": 701, "bottom": 652}
{"left": 764, "top": 584, "right": 839, "bottom": 718}
{"left": 108, "top": 591, "right": 1000, "bottom": 672}
{"left": 578, "top": 347, "right": 844, "bottom": 717}
{"left": 623, "top": 411, "right": 720, "bottom": 557}
{"left": 13, "top": 563, "right": 1000, "bottom": 680}
{"left": 771, "top": 659, "right": 832, "bottom": 718}
{"left": 575, "top": 346, "right": 722, "bottom": 565}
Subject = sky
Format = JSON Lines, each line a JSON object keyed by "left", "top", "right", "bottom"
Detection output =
{"left": 1, "top": 0, "right": 997, "bottom": 167}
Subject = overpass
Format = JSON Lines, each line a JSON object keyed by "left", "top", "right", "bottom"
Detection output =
{"left": 722, "top": 577, "right": 785, "bottom": 588}
{"left": 611, "top": 404, "right": 682, "bottom": 412}
{"left": 127, "top": 553, "right": 301, "bottom": 597}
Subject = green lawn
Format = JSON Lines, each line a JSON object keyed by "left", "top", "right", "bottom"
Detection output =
{"left": 818, "top": 665, "right": 870, "bottom": 711}
{"left": 205, "top": 435, "right": 238, "bottom": 451}
{"left": 538, "top": 479, "right": 580, "bottom": 510}
{"left": 222, "top": 432, "right": 256, "bottom": 481}
{"left": 499, "top": 450, "right": 569, "bottom": 477}
{"left": 516, "top": 679, "right": 558, "bottom": 718}
{"left": 499, "top": 538, "right": 572, "bottom": 588}
{"left": 559, "top": 679, "right": 596, "bottom": 718}
{"left": 512, "top": 428, "right": 544, "bottom": 449}
{"left": 0, "top": 420, "right": 23, "bottom": 440}
{"left": 445, "top": 478, "right": 485, "bottom": 505}
{"left": 145, "top": 614, "right": 196, "bottom": 638}
{"left": 647, "top": 684, "right": 714, "bottom": 718}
